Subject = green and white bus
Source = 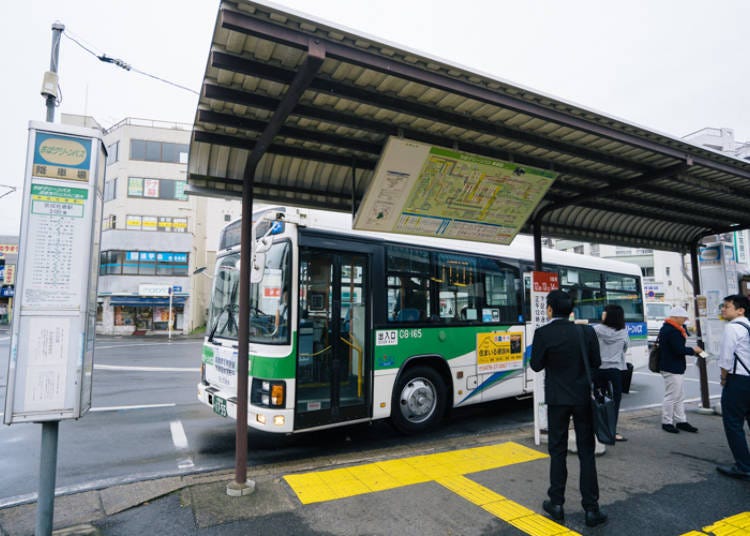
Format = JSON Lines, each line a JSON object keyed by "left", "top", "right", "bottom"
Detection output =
{"left": 198, "top": 208, "right": 647, "bottom": 434}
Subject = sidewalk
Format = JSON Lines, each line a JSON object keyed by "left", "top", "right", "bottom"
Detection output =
{"left": 1, "top": 406, "right": 748, "bottom": 536}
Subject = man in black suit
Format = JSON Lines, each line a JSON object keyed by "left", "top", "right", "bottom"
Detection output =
{"left": 530, "top": 289, "right": 608, "bottom": 527}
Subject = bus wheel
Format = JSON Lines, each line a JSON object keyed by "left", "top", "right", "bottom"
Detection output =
{"left": 391, "top": 366, "right": 446, "bottom": 434}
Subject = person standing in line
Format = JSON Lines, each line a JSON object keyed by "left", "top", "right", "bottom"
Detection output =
{"left": 716, "top": 294, "right": 750, "bottom": 480}
{"left": 658, "top": 305, "right": 702, "bottom": 433}
{"left": 530, "top": 290, "right": 607, "bottom": 528}
{"left": 593, "top": 304, "right": 630, "bottom": 442}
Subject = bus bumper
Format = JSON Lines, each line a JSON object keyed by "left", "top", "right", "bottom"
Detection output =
{"left": 197, "top": 382, "right": 294, "bottom": 433}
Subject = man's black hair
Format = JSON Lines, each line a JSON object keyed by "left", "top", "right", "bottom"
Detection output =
{"left": 547, "top": 289, "right": 573, "bottom": 318}
{"left": 723, "top": 294, "right": 750, "bottom": 318}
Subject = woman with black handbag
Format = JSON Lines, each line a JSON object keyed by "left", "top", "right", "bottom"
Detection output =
{"left": 594, "top": 305, "right": 630, "bottom": 442}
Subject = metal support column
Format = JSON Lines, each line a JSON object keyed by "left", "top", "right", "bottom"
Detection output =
{"left": 227, "top": 168, "right": 256, "bottom": 496}
{"left": 36, "top": 21, "right": 65, "bottom": 536}
{"left": 533, "top": 215, "right": 543, "bottom": 271}
{"left": 35, "top": 422, "right": 59, "bottom": 536}
{"left": 690, "top": 240, "right": 713, "bottom": 414}
{"left": 228, "top": 40, "right": 325, "bottom": 497}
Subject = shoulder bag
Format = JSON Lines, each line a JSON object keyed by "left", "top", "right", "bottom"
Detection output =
{"left": 648, "top": 336, "right": 661, "bottom": 373}
{"left": 576, "top": 324, "right": 617, "bottom": 445}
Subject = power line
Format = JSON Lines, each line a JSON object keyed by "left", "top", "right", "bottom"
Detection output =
{"left": 63, "top": 30, "right": 199, "bottom": 96}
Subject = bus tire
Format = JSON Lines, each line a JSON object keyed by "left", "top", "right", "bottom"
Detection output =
{"left": 391, "top": 365, "right": 447, "bottom": 434}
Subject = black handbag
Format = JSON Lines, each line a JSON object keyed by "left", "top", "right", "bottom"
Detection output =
{"left": 648, "top": 338, "right": 661, "bottom": 373}
{"left": 577, "top": 325, "right": 617, "bottom": 445}
{"left": 622, "top": 362, "right": 634, "bottom": 394}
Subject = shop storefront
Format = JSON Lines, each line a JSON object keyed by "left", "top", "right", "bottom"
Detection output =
{"left": 99, "top": 295, "right": 187, "bottom": 335}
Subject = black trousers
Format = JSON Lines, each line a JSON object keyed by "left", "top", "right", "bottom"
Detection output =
{"left": 547, "top": 404, "right": 600, "bottom": 510}
{"left": 721, "top": 373, "right": 750, "bottom": 472}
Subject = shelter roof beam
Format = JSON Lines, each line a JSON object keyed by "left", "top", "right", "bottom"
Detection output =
{"left": 210, "top": 50, "right": 653, "bottom": 174}
{"left": 218, "top": 7, "right": 750, "bottom": 180}
{"left": 241, "top": 40, "right": 325, "bottom": 179}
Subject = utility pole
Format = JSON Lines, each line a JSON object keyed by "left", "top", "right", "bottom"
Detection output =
{"left": 36, "top": 21, "right": 65, "bottom": 536}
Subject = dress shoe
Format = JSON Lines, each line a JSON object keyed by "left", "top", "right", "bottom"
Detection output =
{"left": 717, "top": 464, "right": 750, "bottom": 480}
{"left": 676, "top": 422, "right": 698, "bottom": 433}
{"left": 585, "top": 508, "right": 608, "bottom": 527}
{"left": 542, "top": 500, "right": 564, "bottom": 521}
{"left": 662, "top": 424, "right": 679, "bottom": 433}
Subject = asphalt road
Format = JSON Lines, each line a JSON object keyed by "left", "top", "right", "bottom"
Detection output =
{"left": 0, "top": 332, "right": 724, "bottom": 508}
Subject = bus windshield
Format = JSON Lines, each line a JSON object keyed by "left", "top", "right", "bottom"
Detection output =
{"left": 208, "top": 252, "right": 241, "bottom": 340}
{"left": 249, "top": 240, "right": 291, "bottom": 344}
{"left": 208, "top": 241, "right": 292, "bottom": 342}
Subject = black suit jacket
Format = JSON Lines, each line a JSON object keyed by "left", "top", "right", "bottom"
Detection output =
{"left": 530, "top": 318, "right": 602, "bottom": 406}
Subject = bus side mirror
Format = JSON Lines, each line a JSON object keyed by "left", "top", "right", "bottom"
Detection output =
{"left": 251, "top": 251, "right": 265, "bottom": 283}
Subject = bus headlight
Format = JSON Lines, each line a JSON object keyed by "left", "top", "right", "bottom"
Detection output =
{"left": 251, "top": 378, "right": 286, "bottom": 408}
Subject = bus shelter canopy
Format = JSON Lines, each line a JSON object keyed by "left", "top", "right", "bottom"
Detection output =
{"left": 188, "top": 0, "right": 750, "bottom": 253}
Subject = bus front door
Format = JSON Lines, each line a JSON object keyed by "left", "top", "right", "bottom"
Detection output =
{"left": 296, "top": 248, "right": 370, "bottom": 430}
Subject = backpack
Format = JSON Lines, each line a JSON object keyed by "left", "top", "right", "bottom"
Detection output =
{"left": 732, "top": 322, "right": 750, "bottom": 375}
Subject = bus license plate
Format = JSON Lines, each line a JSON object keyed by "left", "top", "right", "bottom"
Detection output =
{"left": 213, "top": 395, "right": 228, "bottom": 418}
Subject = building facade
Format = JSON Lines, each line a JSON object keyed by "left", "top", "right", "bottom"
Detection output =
{"left": 0, "top": 236, "right": 19, "bottom": 325}
{"left": 93, "top": 117, "right": 195, "bottom": 335}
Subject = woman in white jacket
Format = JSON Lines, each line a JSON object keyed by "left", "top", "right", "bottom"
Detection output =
{"left": 594, "top": 304, "right": 630, "bottom": 441}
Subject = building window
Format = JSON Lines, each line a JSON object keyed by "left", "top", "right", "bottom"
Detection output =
{"left": 573, "top": 245, "right": 584, "bottom": 254}
{"left": 106, "top": 141, "right": 119, "bottom": 165}
{"left": 103, "top": 214, "right": 116, "bottom": 230}
{"left": 642, "top": 266, "right": 654, "bottom": 277}
{"left": 104, "top": 178, "right": 117, "bottom": 202}
{"left": 590, "top": 244, "right": 600, "bottom": 257}
{"left": 114, "top": 306, "right": 136, "bottom": 326}
{"left": 100, "top": 250, "right": 189, "bottom": 276}
{"left": 127, "top": 177, "right": 187, "bottom": 201}
{"left": 130, "top": 140, "right": 188, "bottom": 163}
{"left": 665, "top": 267, "right": 671, "bottom": 276}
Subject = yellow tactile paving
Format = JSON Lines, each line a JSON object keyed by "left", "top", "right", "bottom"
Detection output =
{"left": 435, "top": 475, "right": 577, "bottom": 536}
{"left": 283, "top": 441, "right": 545, "bottom": 504}
{"left": 436, "top": 474, "right": 509, "bottom": 505}
{"left": 699, "top": 512, "right": 750, "bottom": 535}
{"left": 679, "top": 512, "right": 750, "bottom": 536}
{"left": 284, "top": 446, "right": 747, "bottom": 536}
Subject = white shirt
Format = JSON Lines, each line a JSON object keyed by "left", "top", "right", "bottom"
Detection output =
{"left": 718, "top": 318, "right": 750, "bottom": 376}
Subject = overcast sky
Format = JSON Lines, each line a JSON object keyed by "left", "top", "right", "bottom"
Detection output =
{"left": 1, "top": 0, "right": 748, "bottom": 235}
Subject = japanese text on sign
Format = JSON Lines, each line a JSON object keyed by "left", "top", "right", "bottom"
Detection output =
{"left": 477, "top": 331, "right": 523, "bottom": 372}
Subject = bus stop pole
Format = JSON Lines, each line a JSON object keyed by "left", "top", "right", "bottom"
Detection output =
{"left": 690, "top": 241, "right": 713, "bottom": 414}
{"left": 36, "top": 21, "right": 65, "bottom": 536}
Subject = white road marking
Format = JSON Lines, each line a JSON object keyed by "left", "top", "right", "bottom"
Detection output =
{"left": 626, "top": 394, "right": 721, "bottom": 412}
{"left": 90, "top": 403, "right": 176, "bottom": 412}
{"left": 93, "top": 341, "right": 200, "bottom": 350}
{"left": 170, "top": 420, "right": 189, "bottom": 450}
{"left": 170, "top": 419, "right": 196, "bottom": 471}
{"left": 633, "top": 370, "right": 721, "bottom": 385}
{"left": 94, "top": 364, "right": 199, "bottom": 372}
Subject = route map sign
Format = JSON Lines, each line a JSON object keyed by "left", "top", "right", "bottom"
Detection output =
{"left": 354, "top": 137, "right": 557, "bottom": 244}
{"left": 3, "top": 122, "right": 105, "bottom": 424}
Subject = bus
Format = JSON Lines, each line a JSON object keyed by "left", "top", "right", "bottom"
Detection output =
{"left": 198, "top": 208, "right": 647, "bottom": 434}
